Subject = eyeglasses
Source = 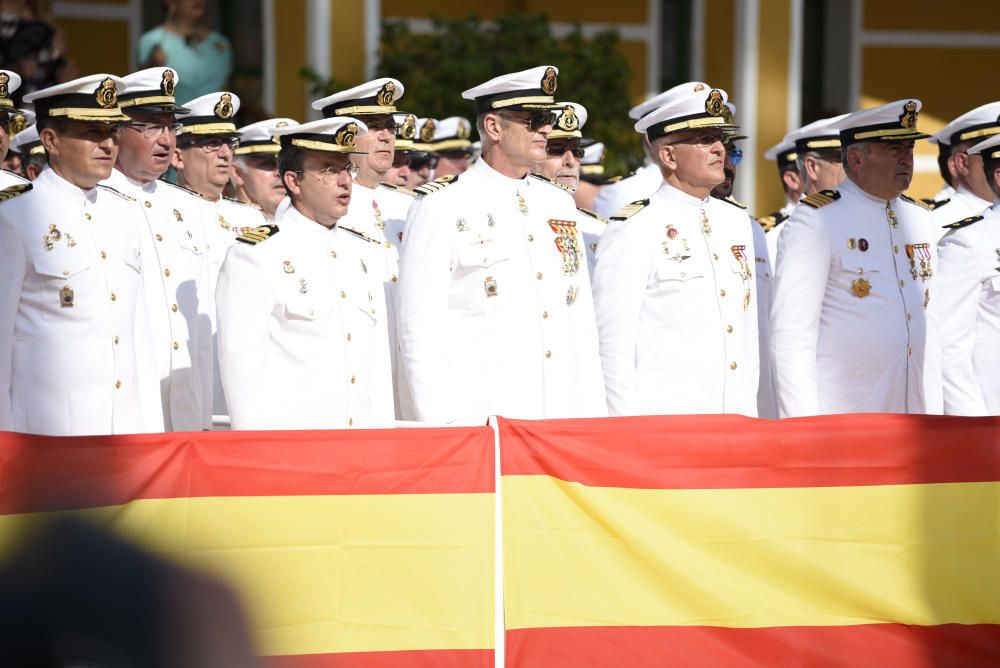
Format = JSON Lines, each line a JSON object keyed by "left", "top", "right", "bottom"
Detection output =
{"left": 126, "top": 122, "right": 183, "bottom": 138}
{"left": 391, "top": 153, "right": 411, "bottom": 168}
{"left": 295, "top": 162, "right": 359, "bottom": 181}
{"left": 409, "top": 155, "right": 439, "bottom": 171}
{"left": 546, "top": 144, "right": 585, "bottom": 159}
{"left": 180, "top": 136, "right": 239, "bottom": 152}
{"left": 727, "top": 146, "right": 743, "bottom": 165}
{"left": 437, "top": 149, "right": 473, "bottom": 161}
{"left": 500, "top": 110, "right": 558, "bottom": 132}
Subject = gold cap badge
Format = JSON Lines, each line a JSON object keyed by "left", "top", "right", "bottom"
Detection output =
{"left": 95, "top": 77, "right": 118, "bottom": 109}
{"left": 400, "top": 114, "right": 416, "bottom": 140}
{"left": 456, "top": 118, "right": 471, "bottom": 140}
{"left": 419, "top": 118, "right": 436, "bottom": 143}
{"left": 705, "top": 89, "right": 725, "bottom": 117}
{"left": 557, "top": 107, "right": 579, "bottom": 132}
{"left": 161, "top": 69, "right": 175, "bottom": 96}
{"left": 335, "top": 122, "right": 359, "bottom": 148}
{"left": 540, "top": 67, "right": 558, "bottom": 95}
{"left": 0, "top": 72, "right": 9, "bottom": 100}
{"left": 9, "top": 112, "right": 26, "bottom": 134}
{"left": 214, "top": 93, "right": 235, "bottom": 119}
{"left": 376, "top": 81, "right": 395, "bottom": 107}
{"left": 899, "top": 101, "right": 918, "bottom": 129}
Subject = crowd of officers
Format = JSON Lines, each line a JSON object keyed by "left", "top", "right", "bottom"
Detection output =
{"left": 0, "top": 63, "right": 996, "bottom": 437}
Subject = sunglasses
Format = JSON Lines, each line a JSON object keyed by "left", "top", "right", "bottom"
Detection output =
{"left": 727, "top": 146, "right": 743, "bottom": 165}
{"left": 500, "top": 110, "right": 558, "bottom": 132}
{"left": 546, "top": 144, "right": 585, "bottom": 159}
{"left": 409, "top": 155, "right": 439, "bottom": 171}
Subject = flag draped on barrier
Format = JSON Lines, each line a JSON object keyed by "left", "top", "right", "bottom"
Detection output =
{"left": 499, "top": 414, "right": 1000, "bottom": 667}
{"left": 0, "top": 427, "right": 496, "bottom": 667}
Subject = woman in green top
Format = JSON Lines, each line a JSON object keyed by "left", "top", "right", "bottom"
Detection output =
{"left": 138, "top": 0, "right": 232, "bottom": 103}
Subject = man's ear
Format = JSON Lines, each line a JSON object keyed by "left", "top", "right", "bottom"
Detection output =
{"left": 657, "top": 141, "right": 677, "bottom": 171}
{"left": 282, "top": 170, "right": 302, "bottom": 198}
{"left": 781, "top": 168, "right": 802, "bottom": 194}
{"left": 482, "top": 114, "right": 504, "bottom": 142}
{"left": 953, "top": 150, "right": 972, "bottom": 177}
{"left": 171, "top": 147, "right": 184, "bottom": 170}
{"left": 39, "top": 127, "right": 59, "bottom": 157}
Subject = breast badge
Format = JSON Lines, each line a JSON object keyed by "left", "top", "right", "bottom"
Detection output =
{"left": 484, "top": 276, "right": 498, "bottom": 297}
{"left": 851, "top": 277, "right": 871, "bottom": 298}
{"left": 282, "top": 260, "right": 295, "bottom": 274}
{"left": 59, "top": 285, "right": 74, "bottom": 307}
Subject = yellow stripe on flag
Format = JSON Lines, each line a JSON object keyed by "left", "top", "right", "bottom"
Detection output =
{"left": 0, "top": 493, "right": 494, "bottom": 656}
{"left": 503, "top": 476, "right": 1000, "bottom": 630}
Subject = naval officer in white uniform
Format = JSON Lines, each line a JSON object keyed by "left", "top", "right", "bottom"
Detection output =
{"left": 771, "top": 99, "right": 941, "bottom": 417}
{"left": 592, "top": 86, "right": 760, "bottom": 417}
{"left": 216, "top": 117, "right": 394, "bottom": 430}
{"left": 103, "top": 67, "right": 214, "bottom": 432}
{"left": 0, "top": 69, "right": 32, "bottom": 191}
{"left": 0, "top": 74, "right": 163, "bottom": 435}
{"left": 936, "top": 133, "right": 1000, "bottom": 415}
{"left": 397, "top": 65, "right": 607, "bottom": 423}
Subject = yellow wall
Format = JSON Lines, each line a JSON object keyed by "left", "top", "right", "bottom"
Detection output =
{"left": 703, "top": 0, "right": 735, "bottom": 93}
{"left": 274, "top": 0, "right": 308, "bottom": 120}
{"left": 752, "top": 0, "right": 792, "bottom": 216}
{"left": 57, "top": 18, "right": 130, "bottom": 76}
{"left": 863, "top": 0, "right": 1000, "bottom": 31}
{"left": 382, "top": 0, "right": 647, "bottom": 23}
{"left": 332, "top": 0, "right": 366, "bottom": 88}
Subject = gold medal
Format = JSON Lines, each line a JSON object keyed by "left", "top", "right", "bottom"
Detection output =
{"left": 517, "top": 193, "right": 528, "bottom": 215}
{"left": 60, "top": 285, "right": 74, "bottom": 307}
{"left": 851, "top": 277, "right": 871, "bottom": 298}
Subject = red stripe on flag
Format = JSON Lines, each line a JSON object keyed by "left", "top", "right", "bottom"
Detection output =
{"left": 506, "top": 624, "right": 1000, "bottom": 667}
{"left": 499, "top": 414, "right": 1000, "bottom": 489}
{"left": 263, "top": 649, "right": 494, "bottom": 668}
{"left": 0, "top": 427, "right": 494, "bottom": 515}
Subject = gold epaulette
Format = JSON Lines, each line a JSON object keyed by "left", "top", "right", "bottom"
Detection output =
{"left": 577, "top": 207, "right": 609, "bottom": 225}
{"left": 921, "top": 196, "right": 949, "bottom": 210}
{"left": 225, "top": 196, "right": 262, "bottom": 210}
{"left": 603, "top": 174, "right": 624, "bottom": 184}
{"left": 158, "top": 179, "right": 202, "bottom": 197}
{"left": 414, "top": 174, "right": 459, "bottom": 196}
{"left": 529, "top": 172, "right": 573, "bottom": 193}
{"left": 0, "top": 183, "right": 31, "bottom": 202}
{"left": 97, "top": 184, "right": 136, "bottom": 202}
{"left": 721, "top": 194, "right": 747, "bottom": 209}
{"left": 609, "top": 198, "right": 650, "bottom": 221}
{"left": 236, "top": 224, "right": 279, "bottom": 245}
{"left": 380, "top": 182, "right": 417, "bottom": 198}
{"left": 800, "top": 189, "right": 840, "bottom": 209}
{"left": 756, "top": 210, "right": 788, "bottom": 233}
{"left": 942, "top": 215, "right": 983, "bottom": 230}
{"left": 900, "top": 193, "right": 933, "bottom": 211}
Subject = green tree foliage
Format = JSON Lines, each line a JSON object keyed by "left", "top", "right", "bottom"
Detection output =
{"left": 376, "top": 12, "right": 643, "bottom": 176}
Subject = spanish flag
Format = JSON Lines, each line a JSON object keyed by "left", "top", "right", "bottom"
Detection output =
{"left": 500, "top": 414, "right": 1000, "bottom": 667}
{"left": 0, "top": 427, "right": 496, "bottom": 667}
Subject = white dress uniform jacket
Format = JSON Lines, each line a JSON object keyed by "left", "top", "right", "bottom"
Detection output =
{"left": 103, "top": 170, "right": 214, "bottom": 431}
{"left": 0, "top": 168, "right": 163, "bottom": 435}
{"left": 397, "top": 158, "right": 607, "bottom": 423}
{"left": 592, "top": 162, "right": 663, "bottom": 219}
{"left": 771, "top": 179, "right": 941, "bottom": 417}
{"left": 929, "top": 186, "right": 990, "bottom": 241}
{"left": 593, "top": 183, "right": 760, "bottom": 417}
{"left": 936, "top": 205, "right": 1000, "bottom": 415}
{"left": 216, "top": 204, "right": 394, "bottom": 430}
{"left": 575, "top": 206, "right": 607, "bottom": 276}
{"left": 751, "top": 216, "right": 777, "bottom": 419}
{"left": 198, "top": 195, "right": 266, "bottom": 418}
{"left": 0, "top": 168, "right": 30, "bottom": 190}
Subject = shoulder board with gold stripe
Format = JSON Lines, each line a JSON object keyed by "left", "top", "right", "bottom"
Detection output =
{"left": 576, "top": 207, "right": 609, "bottom": 225}
{"left": 529, "top": 172, "right": 573, "bottom": 193}
{"left": 603, "top": 174, "right": 624, "bottom": 184}
{"left": 236, "top": 224, "right": 279, "bottom": 245}
{"left": 0, "top": 183, "right": 31, "bottom": 202}
{"left": 609, "top": 198, "right": 650, "bottom": 221}
{"left": 921, "top": 196, "right": 950, "bottom": 210}
{"left": 337, "top": 225, "right": 380, "bottom": 244}
{"left": 158, "top": 179, "right": 202, "bottom": 198}
{"left": 224, "top": 196, "right": 262, "bottom": 210}
{"left": 379, "top": 182, "right": 417, "bottom": 198}
{"left": 800, "top": 189, "right": 841, "bottom": 209}
{"left": 900, "top": 193, "right": 933, "bottom": 211}
{"left": 414, "top": 174, "right": 459, "bottom": 197}
{"left": 756, "top": 210, "right": 788, "bottom": 233}
{"left": 96, "top": 184, "right": 136, "bottom": 202}
{"left": 942, "top": 215, "right": 983, "bottom": 230}
{"left": 718, "top": 194, "right": 747, "bottom": 209}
